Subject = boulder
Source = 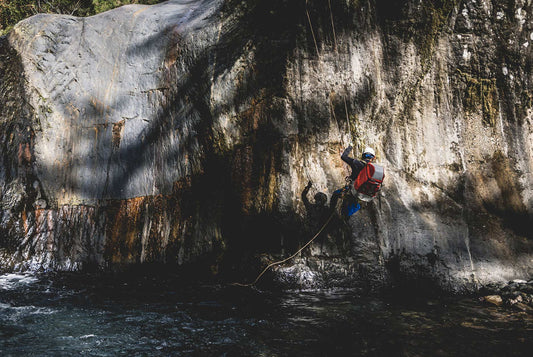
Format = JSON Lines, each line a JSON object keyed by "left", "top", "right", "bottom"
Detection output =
{"left": 482, "top": 295, "right": 503, "bottom": 307}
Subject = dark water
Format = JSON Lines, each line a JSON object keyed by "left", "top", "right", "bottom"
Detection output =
{"left": 0, "top": 273, "right": 532, "bottom": 356}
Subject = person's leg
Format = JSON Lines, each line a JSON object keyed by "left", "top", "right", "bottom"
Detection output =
{"left": 342, "top": 194, "right": 361, "bottom": 217}
{"left": 346, "top": 202, "right": 361, "bottom": 217}
{"left": 330, "top": 188, "right": 343, "bottom": 210}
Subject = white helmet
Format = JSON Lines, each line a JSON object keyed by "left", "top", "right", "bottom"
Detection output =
{"left": 362, "top": 147, "right": 375, "bottom": 159}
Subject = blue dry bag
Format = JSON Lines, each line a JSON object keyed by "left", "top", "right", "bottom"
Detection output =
{"left": 344, "top": 202, "right": 361, "bottom": 217}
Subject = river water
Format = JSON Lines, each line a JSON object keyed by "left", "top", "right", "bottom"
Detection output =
{"left": 0, "top": 272, "right": 532, "bottom": 356}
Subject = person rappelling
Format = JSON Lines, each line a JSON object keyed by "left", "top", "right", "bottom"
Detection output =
{"left": 330, "top": 144, "right": 385, "bottom": 217}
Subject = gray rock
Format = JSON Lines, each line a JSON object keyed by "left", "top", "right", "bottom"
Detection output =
{"left": 522, "top": 286, "right": 533, "bottom": 294}
{"left": 519, "top": 293, "right": 532, "bottom": 305}
{"left": 0, "top": 180, "right": 26, "bottom": 211}
{"left": 508, "top": 294, "right": 523, "bottom": 306}
{"left": 32, "top": 199, "right": 47, "bottom": 209}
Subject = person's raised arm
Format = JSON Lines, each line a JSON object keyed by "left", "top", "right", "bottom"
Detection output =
{"left": 341, "top": 144, "right": 354, "bottom": 165}
{"left": 302, "top": 181, "right": 312, "bottom": 209}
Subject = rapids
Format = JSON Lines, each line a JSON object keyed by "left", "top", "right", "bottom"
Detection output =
{"left": 1, "top": 272, "right": 531, "bottom": 356}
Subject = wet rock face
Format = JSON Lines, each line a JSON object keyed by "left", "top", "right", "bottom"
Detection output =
{"left": 0, "top": 0, "right": 532, "bottom": 290}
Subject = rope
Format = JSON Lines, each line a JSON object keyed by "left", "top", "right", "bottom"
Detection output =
{"left": 328, "top": 0, "right": 338, "bottom": 53}
{"left": 307, "top": 0, "right": 352, "bottom": 135}
{"left": 305, "top": 0, "right": 320, "bottom": 57}
{"left": 232, "top": 207, "right": 339, "bottom": 287}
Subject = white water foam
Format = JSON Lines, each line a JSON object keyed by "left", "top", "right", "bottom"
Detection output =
{"left": 0, "top": 273, "right": 38, "bottom": 290}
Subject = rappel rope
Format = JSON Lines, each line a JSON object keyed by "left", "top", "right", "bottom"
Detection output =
{"left": 233, "top": 188, "right": 349, "bottom": 287}
{"left": 305, "top": 0, "right": 320, "bottom": 57}
{"left": 232, "top": 207, "right": 338, "bottom": 287}
{"left": 306, "top": 0, "right": 353, "bottom": 140}
{"left": 328, "top": 0, "right": 338, "bottom": 53}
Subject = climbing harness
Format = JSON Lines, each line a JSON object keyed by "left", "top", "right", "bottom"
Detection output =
{"left": 233, "top": 190, "right": 347, "bottom": 287}
{"left": 339, "top": 177, "right": 361, "bottom": 217}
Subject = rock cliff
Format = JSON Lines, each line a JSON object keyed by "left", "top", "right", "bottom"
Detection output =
{"left": 0, "top": 0, "right": 531, "bottom": 291}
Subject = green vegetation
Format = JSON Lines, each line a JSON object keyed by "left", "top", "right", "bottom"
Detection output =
{"left": 347, "top": 113, "right": 367, "bottom": 156}
{"left": 91, "top": 0, "right": 161, "bottom": 13}
{"left": 376, "top": 0, "right": 457, "bottom": 70}
{"left": 457, "top": 70, "right": 499, "bottom": 127}
{"left": 417, "top": 0, "right": 457, "bottom": 71}
{"left": 0, "top": 0, "right": 163, "bottom": 36}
